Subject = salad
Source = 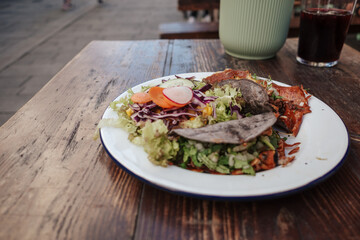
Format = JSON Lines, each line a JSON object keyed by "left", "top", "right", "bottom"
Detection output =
{"left": 96, "top": 70, "right": 311, "bottom": 176}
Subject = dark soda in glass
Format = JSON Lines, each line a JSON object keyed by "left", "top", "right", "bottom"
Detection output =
{"left": 297, "top": 8, "right": 352, "bottom": 66}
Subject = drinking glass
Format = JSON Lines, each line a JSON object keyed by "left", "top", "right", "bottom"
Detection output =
{"left": 296, "top": 0, "right": 358, "bottom": 67}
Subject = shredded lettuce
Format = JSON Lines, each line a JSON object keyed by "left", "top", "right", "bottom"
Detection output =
{"left": 132, "top": 120, "right": 179, "bottom": 166}
{"left": 194, "top": 81, "right": 207, "bottom": 90}
{"left": 179, "top": 116, "right": 205, "bottom": 129}
{"left": 94, "top": 103, "right": 137, "bottom": 140}
{"left": 204, "top": 85, "right": 243, "bottom": 124}
{"left": 205, "top": 85, "right": 240, "bottom": 98}
{"left": 177, "top": 138, "right": 262, "bottom": 175}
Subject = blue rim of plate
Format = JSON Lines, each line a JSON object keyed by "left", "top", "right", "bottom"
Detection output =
{"left": 98, "top": 73, "right": 350, "bottom": 201}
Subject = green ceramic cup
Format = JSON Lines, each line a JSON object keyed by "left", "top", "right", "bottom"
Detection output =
{"left": 219, "top": 0, "right": 295, "bottom": 60}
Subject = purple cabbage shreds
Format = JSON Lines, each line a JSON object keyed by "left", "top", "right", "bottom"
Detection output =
{"left": 187, "top": 103, "right": 204, "bottom": 111}
{"left": 191, "top": 96, "right": 206, "bottom": 108}
{"left": 198, "top": 84, "right": 212, "bottom": 92}
{"left": 130, "top": 102, "right": 157, "bottom": 111}
{"left": 193, "top": 90, "right": 217, "bottom": 104}
{"left": 139, "top": 102, "right": 157, "bottom": 109}
{"left": 128, "top": 87, "right": 218, "bottom": 129}
{"left": 230, "top": 102, "right": 243, "bottom": 119}
{"left": 129, "top": 103, "right": 141, "bottom": 111}
{"left": 130, "top": 112, "right": 141, "bottom": 122}
{"left": 164, "top": 118, "right": 179, "bottom": 127}
{"left": 151, "top": 111, "right": 197, "bottom": 119}
{"left": 130, "top": 104, "right": 199, "bottom": 129}
{"left": 175, "top": 75, "right": 196, "bottom": 80}
{"left": 162, "top": 106, "right": 185, "bottom": 112}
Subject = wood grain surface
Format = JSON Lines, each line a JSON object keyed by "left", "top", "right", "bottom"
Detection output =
{"left": 177, "top": 0, "right": 220, "bottom": 11}
{"left": 0, "top": 39, "right": 359, "bottom": 240}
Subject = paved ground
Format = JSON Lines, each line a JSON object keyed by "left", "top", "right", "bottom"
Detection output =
{"left": 0, "top": 0, "right": 359, "bottom": 126}
{"left": 0, "top": 0, "right": 184, "bottom": 125}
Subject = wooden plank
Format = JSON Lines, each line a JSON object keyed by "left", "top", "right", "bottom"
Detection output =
{"left": 159, "top": 22, "right": 219, "bottom": 39}
{"left": 178, "top": 0, "right": 220, "bottom": 11}
{"left": 0, "top": 40, "right": 170, "bottom": 239}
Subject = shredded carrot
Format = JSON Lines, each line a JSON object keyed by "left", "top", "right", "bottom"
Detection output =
{"left": 231, "top": 169, "right": 244, "bottom": 175}
{"left": 289, "top": 147, "right": 300, "bottom": 155}
{"left": 258, "top": 150, "right": 276, "bottom": 170}
{"left": 284, "top": 142, "right": 301, "bottom": 147}
{"left": 281, "top": 156, "right": 296, "bottom": 166}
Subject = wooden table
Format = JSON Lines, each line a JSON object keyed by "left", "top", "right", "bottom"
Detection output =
{"left": 0, "top": 39, "right": 359, "bottom": 239}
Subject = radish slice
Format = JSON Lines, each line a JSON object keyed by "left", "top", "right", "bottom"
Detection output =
{"left": 162, "top": 86, "right": 193, "bottom": 105}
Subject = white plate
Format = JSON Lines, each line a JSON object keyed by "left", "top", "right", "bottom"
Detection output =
{"left": 100, "top": 72, "right": 349, "bottom": 200}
